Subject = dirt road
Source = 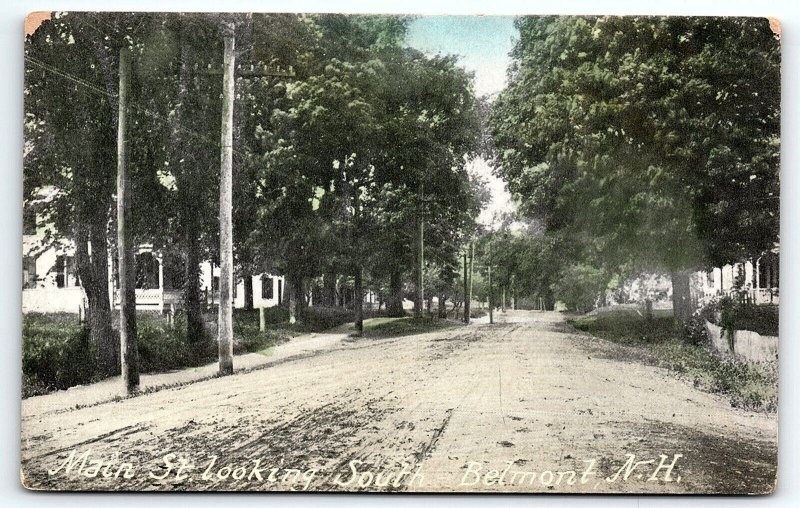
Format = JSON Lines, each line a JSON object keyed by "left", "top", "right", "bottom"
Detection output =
{"left": 20, "top": 310, "right": 777, "bottom": 494}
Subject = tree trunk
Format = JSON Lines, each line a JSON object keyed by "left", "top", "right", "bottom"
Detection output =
{"left": 354, "top": 269, "right": 363, "bottom": 333}
{"left": 645, "top": 298, "right": 654, "bottom": 321}
{"left": 217, "top": 22, "right": 235, "bottom": 376}
{"left": 387, "top": 268, "right": 404, "bottom": 317}
{"left": 488, "top": 264, "right": 494, "bottom": 324}
{"left": 184, "top": 234, "right": 204, "bottom": 343}
{"left": 323, "top": 271, "right": 336, "bottom": 307}
{"left": 281, "top": 277, "right": 290, "bottom": 308}
{"left": 353, "top": 183, "right": 364, "bottom": 334}
{"left": 437, "top": 294, "right": 447, "bottom": 319}
{"left": 117, "top": 47, "right": 139, "bottom": 394}
{"left": 511, "top": 274, "right": 517, "bottom": 310}
{"left": 468, "top": 243, "right": 474, "bottom": 319}
{"left": 171, "top": 35, "right": 204, "bottom": 350}
{"left": 243, "top": 273, "right": 254, "bottom": 310}
{"left": 671, "top": 269, "right": 693, "bottom": 327}
{"left": 74, "top": 221, "right": 117, "bottom": 376}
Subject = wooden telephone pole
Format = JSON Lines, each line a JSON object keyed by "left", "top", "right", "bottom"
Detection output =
{"left": 117, "top": 46, "right": 140, "bottom": 393}
{"left": 216, "top": 19, "right": 296, "bottom": 375}
{"left": 463, "top": 250, "right": 469, "bottom": 324}
{"left": 218, "top": 22, "right": 236, "bottom": 376}
{"left": 488, "top": 241, "right": 494, "bottom": 325}
{"left": 415, "top": 183, "right": 424, "bottom": 318}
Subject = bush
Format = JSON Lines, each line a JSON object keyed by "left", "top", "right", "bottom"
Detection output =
{"left": 136, "top": 313, "right": 216, "bottom": 372}
{"left": 683, "top": 314, "right": 708, "bottom": 346}
{"left": 552, "top": 264, "right": 607, "bottom": 313}
{"left": 22, "top": 314, "right": 97, "bottom": 397}
{"left": 232, "top": 309, "right": 289, "bottom": 354}
{"left": 726, "top": 303, "right": 778, "bottom": 337}
{"left": 299, "top": 306, "right": 361, "bottom": 331}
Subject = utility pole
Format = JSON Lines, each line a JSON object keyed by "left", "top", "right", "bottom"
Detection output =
{"left": 468, "top": 242, "right": 474, "bottom": 318}
{"left": 218, "top": 21, "right": 235, "bottom": 376}
{"left": 488, "top": 239, "right": 494, "bottom": 324}
{"left": 416, "top": 183, "right": 424, "bottom": 318}
{"left": 488, "top": 264, "right": 494, "bottom": 324}
{"left": 117, "top": 46, "right": 139, "bottom": 394}
{"left": 354, "top": 183, "right": 364, "bottom": 334}
{"left": 463, "top": 249, "right": 469, "bottom": 324}
{"left": 511, "top": 274, "right": 516, "bottom": 310}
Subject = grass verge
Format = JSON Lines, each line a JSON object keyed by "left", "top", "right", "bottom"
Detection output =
{"left": 23, "top": 306, "right": 381, "bottom": 397}
{"left": 350, "top": 316, "right": 457, "bottom": 339}
{"left": 569, "top": 313, "right": 777, "bottom": 412}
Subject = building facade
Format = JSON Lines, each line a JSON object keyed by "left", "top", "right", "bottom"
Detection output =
{"left": 22, "top": 208, "right": 285, "bottom": 314}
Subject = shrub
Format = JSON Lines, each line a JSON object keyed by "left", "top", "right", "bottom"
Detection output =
{"left": 552, "top": 264, "right": 607, "bottom": 313}
{"left": 727, "top": 303, "right": 778, "bottom": 337}
{"left": 299, "top": 306, "right": 359, "bottom": 331}
{"left": 136, "top": 312, "right": 216, "bottom": 372}
{"left": 22, "top": 314, "right": 97, "bottom": 396}
{"left": 232, "top": 309, "right": 289, "bottom": 354}
{"left": 570, "top": 312, "right": 776, "bottom": 411}
{"left": 683, "top": 314, "right": 708, "bottom": 346}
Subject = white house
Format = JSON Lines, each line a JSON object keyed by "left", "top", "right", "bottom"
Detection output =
{"left": 22, "top": 205, "right": 285, "bottom": 314}
{"left": 199, "top": 261, "right": 285, "bottom": 310}
{"left": 697, "top": 249, "right": 779, "bottom": 305}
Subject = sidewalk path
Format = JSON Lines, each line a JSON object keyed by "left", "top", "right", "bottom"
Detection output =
{"left": 21, "top": 328, "right": 352, "bottom": 419}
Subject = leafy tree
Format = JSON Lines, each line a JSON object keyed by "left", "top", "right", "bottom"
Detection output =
{"left": 25, "top": 12, "right": 150, "bottom": 375}
{"left": 491, "top": 16, "right": 779, "bottom": 321}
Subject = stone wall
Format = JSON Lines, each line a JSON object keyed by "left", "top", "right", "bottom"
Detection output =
{"left": 704, "top": 320, "right": 778, "bottom": 364}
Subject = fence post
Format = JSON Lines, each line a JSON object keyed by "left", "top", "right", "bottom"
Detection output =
{"left": 259, "top": 306, "right": 266, "bottom": 332}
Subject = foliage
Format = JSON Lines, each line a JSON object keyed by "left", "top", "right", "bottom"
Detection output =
{"left": 552, "top": 263, "right": 607, "bottom": 312}
{"left": 136, "top": 313, "right": 216, "bottom": 371}
{"left": 22, "top": 314, "right": 97, "bottom": 397}
{"left": 490, "top": 16, "right": 780, "bottom": 320}
{"left": 714, "top": 298, "right": 779, "bottom": 337}
{"left": 683, "top": 314, "right": 708, "bottom": 346}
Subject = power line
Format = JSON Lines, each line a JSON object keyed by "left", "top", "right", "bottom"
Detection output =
{"left": 25, "top": 54, "right": 264, "bottom": 167}
{"left": 25, "top": 55, "right": 113, "bottom": 98}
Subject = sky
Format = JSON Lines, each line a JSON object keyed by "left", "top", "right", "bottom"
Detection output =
{"left": 405, "top": 15, "right": 517, "bottom": 97}
{"left": 405, "top": 16, "right": 518, "bottom": 227}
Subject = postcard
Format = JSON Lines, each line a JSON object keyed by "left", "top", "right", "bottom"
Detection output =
{"left": 21, "top": 12, "right": 779, "bottom": 494}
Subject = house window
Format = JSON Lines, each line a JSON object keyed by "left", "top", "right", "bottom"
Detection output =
{"left": 758, "top": 256, "right": 779, "bottom": 289}
{"left": 54, "top": 255, "right": 78, "bottom": 288}
{"left": 55, "top": 256, "right": 67, "bottom": 288}
{"left": 23, "top": 209, "right": 37, "bottom": 235}
{"left": 135, "top": 252, "right": 160, "bottom": 289}
{"left": 68, "top": 256, "right": 79, "bottom": 287}
{"left": 22, "top": 256, "right": 37, "bottom": 288}
{"left": 262, "top": 276, "right": 274, "bottom": 299}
